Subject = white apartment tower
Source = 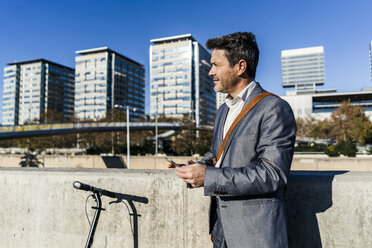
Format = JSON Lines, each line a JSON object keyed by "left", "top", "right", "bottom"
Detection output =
{"left": 75, "top": 47, "right": 145, "bottom": 120}
{"left": 281, "top": 46, "right": 325, "bottom": 92}
{"left": 2, "top": 59, "right": 74, "bottom": 125}
{"left": 150, "top": 34, "right": 216, "bottom": 126}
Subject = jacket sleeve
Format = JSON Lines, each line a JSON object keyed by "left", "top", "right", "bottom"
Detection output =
{"left": 204, "top": 98, "right": 296, "bottom": 197}
{"left": 198, "top": 147, "right": 215, "bottom": 167}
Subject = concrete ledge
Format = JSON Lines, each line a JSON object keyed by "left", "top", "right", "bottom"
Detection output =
{"left": 0, "top": 168, "right": 372, "bottom": 247}
{"left": 0, "top": 155, "right": 201, "bottom": 169}
{"left": 2, "top": 154, "right": 372, "bottom": 171}
{"left": 291, "top": 156, "right": 372, "bottom": 171}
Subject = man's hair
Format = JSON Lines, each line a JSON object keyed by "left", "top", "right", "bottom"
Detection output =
{"left": 206, "top": 32, "right": 259, "bottom": 79}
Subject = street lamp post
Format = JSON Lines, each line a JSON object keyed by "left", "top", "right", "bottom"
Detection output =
{"left": 126, "top": 106, "right": 130, "bottom": 169}
{"left": 155, "top": 87, "right": 158, "bottom": 156}
{"left": 155, "top": 109, "right": 158, "bottom": 156}
{"left": 111, "top": 108, "right": 115, "bottom": 155}
{"left": 114, "top": 104, "right": 135, "bottom": 169}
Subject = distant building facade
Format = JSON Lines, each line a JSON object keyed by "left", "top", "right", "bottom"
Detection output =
{"left": 2, "top": 59, "right": 74, "bottom": 125}
{"left": 75, "top": 47, "right": 145, "bottom": 121}
{"left": 150, "top": 34, "right": 215, "bottom": 127}
{"left": 281, "top": 46, "right": 325, "bottom": 92}
{"left": 281, "top": 89, "right": 372, "bottom": 121}
{"left": 281, "top": 45, "right": 372, "bottom": 122}
{"left": 216, "top": 92, "right": 227, "bottom": 110}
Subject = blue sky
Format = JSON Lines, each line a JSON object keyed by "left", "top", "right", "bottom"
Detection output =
{"left": 1, "top": 0, "right": 371, "bottom": 117}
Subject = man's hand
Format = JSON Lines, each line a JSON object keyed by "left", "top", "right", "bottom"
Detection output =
{"left": 167, "top": 159, "right": 194, "bottom": 168}
{"left": 174, "top": 163, "right": 206, "bottom": 188}
{"left": 167, "top": 163, "right": 177, "bottom": 168}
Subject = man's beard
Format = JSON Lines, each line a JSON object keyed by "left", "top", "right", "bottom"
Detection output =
{"left": 220, "top": 76, "right": 239, "bottom": 94}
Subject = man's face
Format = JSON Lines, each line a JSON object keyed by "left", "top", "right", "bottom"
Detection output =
{"left": 209, "top": 49, "right": 238, "bottom": 94}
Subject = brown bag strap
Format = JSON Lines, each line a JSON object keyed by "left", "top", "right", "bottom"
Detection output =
{"left": 212, "top": 92, "right": 275, "bottom": 165}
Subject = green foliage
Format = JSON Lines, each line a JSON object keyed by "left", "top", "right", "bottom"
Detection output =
{"left": 335, "top": 141, "right": 357, "bottom": 157}
{"left": 368, "top": 146, "right": 372, "bottom": 155}
{"left": 296, "top": 142, "right": 357, "bottom": 157}
{"left": 294, "top": 143, "right": 327, "bottom": 152}
{"left": 324, "top": 145, "right": 339, "bottom": 157}
{"left": 325, "top": 142, "right": 357, "bottom": 157}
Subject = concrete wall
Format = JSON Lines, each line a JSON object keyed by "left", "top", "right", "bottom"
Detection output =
{"left": 0, "top": 154, "right": 201, "bottom": 170}
{"left": 0, "top": 168, "right": 210, "bottom": 248}
{"left": 2, "top": 154, "right": 372, "bottom": 171}
{"left": 1, "top": 168, "right": 372, "bottom": 248}
{"left": 287, "top": 171, "right": 372, "bottom": 248}
{"left": 291, "top": 155, "right": 372, "bottom": 171}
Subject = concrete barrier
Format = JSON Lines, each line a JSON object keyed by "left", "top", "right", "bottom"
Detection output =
{"left": 291, "top": 155, "right": 372, "bottom": 171}
{"left": 0, "top": 154, "right": 201, "bottom": 170}
{"left": 2, "top": 154, "right": 372, "bottom": 171}
{"left": 287, "top": 171, "right": 372, "bottom": 248}
{"left": 0, "top": 168, "right": 372, "bottom": 247}
{"left": 0, "top": 168, "right": 210, "bottom": 248}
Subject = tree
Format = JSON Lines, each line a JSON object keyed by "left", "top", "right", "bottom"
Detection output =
{"left": 171, "top": 115, "right": 196, "bottom": 155}
{"left": 296, "top": 117, "right": 333, "bottom": 141}
{"left": 170, "top": 115, "right": 213, "bottom": 156}
{"left": 295, "top": 117, "right": 314, "bottom": 138}
{"left": 330, "top": 101, "right": 372, "bottom": 145}
{"left": 310, "top": 119, "right": 333, "bottom": 142}
{"left": 295, "top": 102, "right": 372, "bottom": 155}
{"left": 40, "top": 109, "right": 66, "bottom": 123}
{"left": 194, "top": 127, "right": 214, "bottom": 156}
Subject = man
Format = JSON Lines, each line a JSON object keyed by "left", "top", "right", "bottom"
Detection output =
{"left": 171, "top": 32, "right": 296, "bottom": 248}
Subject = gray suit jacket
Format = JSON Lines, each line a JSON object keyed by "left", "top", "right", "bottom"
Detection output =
{"left": 200, "top": 83, "right": 296, "bottom": 248}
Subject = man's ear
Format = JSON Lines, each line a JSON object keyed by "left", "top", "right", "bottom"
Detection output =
{"left": 237, "top": 59, "right": 247, "bottom": 77}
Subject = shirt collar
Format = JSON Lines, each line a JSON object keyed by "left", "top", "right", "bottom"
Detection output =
{"left": 225, "top": 81, "right": 256, "bottom": 108}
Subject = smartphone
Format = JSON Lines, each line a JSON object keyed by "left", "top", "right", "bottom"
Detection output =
{"left": 164, "top": 156, "right": 180, "bottom": 167}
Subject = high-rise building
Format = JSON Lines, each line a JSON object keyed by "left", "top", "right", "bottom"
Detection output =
{"left": 216, "top": 92, "right": 227, "bottom": 110}
{"left": 281, "top": 46, "right": 325, "bottom": 92}
{"left": 2, "top": 59, "right": 74, "bottom": 125}
{"left": 75, "top": 47, "right": 145, "bottom": 121}
{"left": 150, "top": 34, "right": 215, "bottom": 127}
{"left": 369, "top": 41, "right": 372, "bottom": 81}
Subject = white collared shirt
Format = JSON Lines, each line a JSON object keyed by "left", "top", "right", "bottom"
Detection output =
{"left": 215, "top": 81, "right": 257, "bottom": 168}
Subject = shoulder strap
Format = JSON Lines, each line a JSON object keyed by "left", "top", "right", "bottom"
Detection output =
{"left": 212, "top": 92, "right": 276, "bottom": 165}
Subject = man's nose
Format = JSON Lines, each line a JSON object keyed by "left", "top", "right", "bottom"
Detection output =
{"left": 209, "top": 68, "right": 215, "bottom": 77}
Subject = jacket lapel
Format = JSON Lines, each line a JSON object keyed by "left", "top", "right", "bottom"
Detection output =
{"left": 219, "top": 82, "right": 266, "bottom": 167}
{"left": 243, "top": 82, "right": 266, "bottom": 108}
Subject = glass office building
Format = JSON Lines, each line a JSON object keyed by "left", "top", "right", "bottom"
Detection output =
{"left": 2, "top": 59, "right": 74, "bottom": 125}
{"left": 281, "top": 46, "right": 324, "bottom": 92}
{"left": 150, "top": 34, "right": 215, "bottom": 127}
{"left": 75, "top": 47, "right": 145, "bottom": 121}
